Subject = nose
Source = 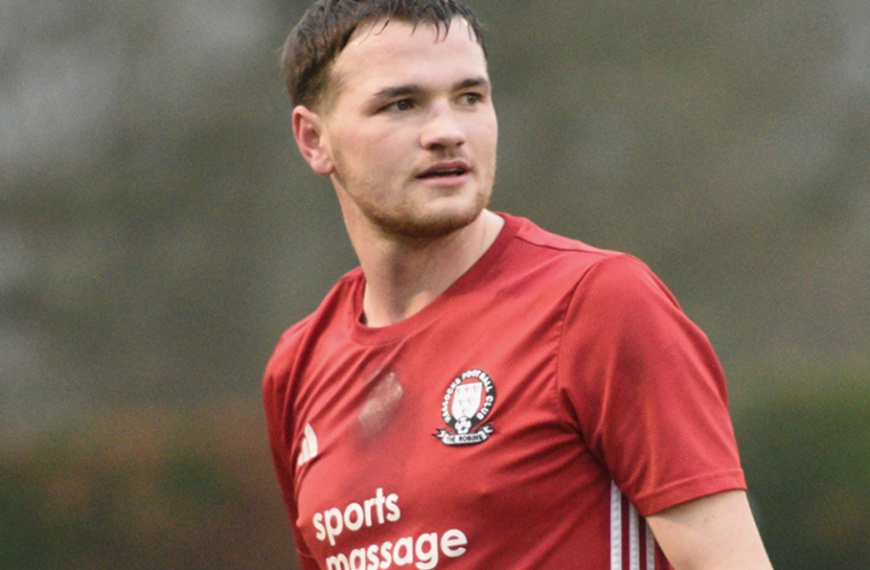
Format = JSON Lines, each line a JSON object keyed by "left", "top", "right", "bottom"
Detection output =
{"left": 419, "top": 102, "right": 467, "bottom": 150}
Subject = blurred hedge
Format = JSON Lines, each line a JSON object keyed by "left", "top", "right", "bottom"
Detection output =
{"left": 2, "top": 374, "right": 867, "bottom": 570}
{"left": 736, "top": 367, "right": 869, "bottom": 570}
{"left": 0, "top": 400, "right": 296, "bottom": 570}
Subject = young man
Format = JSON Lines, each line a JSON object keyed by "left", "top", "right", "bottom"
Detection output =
{"left": 264, "top": 1, "right": 774, "bottom": 568}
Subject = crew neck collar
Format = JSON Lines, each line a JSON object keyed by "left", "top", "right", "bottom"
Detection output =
{"left": 348, "top": 213, "right": 521, "bottom": 345}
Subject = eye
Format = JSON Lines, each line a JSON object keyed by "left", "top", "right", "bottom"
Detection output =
{"left": 385, "top": 99, "right": 415, "bottom": 112}
{"left": 458, "top": 92, "right": 483, "bottom": 106}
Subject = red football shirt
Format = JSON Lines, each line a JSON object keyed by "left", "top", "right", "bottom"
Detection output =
{"left": 264, "top": 214, "right": 746, "bottom": 569}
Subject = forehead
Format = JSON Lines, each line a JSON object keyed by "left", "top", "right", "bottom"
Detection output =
{"left": 329, "top": 18, "right": 488, "bottom": 99}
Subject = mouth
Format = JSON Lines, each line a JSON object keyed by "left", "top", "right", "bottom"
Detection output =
{"left": 416, "top": 161, "right": 471, "bottom": 180}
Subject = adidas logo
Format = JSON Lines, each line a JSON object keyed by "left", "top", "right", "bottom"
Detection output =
{"left": 297, "top": 423, "right": 318, "bottom": 466}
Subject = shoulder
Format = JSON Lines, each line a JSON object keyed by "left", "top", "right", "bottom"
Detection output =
{"left": 499, "top": 214, "right": 665, "bottom": 301}
{"left": 574, "top": 252, "right": 678, "bottom": 308}
{"left": 505, "top": 212, "right": 618, "bottom": 260}
{"left": 558, "top": 251, "right": 689, "bottom": 355}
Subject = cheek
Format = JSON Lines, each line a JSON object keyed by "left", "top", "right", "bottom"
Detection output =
{"left": 348, "top": 129, "right": 407, "bottom": 163}
{"left": 364, "top": 134, "right": 413, "bottom": 175}
{"left": 473, "top": 128, "right": 498, "bottom": 169}
{"left": 472, "top": 115, "right": 498, "bottom": 152}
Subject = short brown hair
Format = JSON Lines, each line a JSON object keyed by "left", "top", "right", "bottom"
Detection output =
{"left": 281, "top": 0, "right": 486, "bottom": 109}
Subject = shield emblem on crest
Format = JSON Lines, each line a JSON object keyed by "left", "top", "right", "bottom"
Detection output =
{"left": 451, "top": 382, "right": 482, "bottom": 419}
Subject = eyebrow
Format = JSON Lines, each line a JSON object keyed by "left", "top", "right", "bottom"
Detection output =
{"left": 372, "top": 76, "right": 490, "bottom": 100}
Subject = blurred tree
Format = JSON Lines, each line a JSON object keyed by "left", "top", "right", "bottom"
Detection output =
{"left": 0, "top": 0, "right": 867, "bottom": 567}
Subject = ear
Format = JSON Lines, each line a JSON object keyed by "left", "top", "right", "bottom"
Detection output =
{"left": 292, "top": 105, "right": 334, "bottom": 175}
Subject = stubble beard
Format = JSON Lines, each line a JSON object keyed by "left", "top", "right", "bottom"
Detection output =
{"left": 375, "top": 190, "right": 490, "bottom": 240}
{"left": 334, "top": 164, "right": 494, "bottom": 242}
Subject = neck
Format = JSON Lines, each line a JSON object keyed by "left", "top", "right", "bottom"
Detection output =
{"left": 349, "top": 210, "right": 504, "bottom": 327}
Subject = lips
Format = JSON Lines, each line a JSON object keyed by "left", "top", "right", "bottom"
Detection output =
{"left": 416, "top": 160, "right": 471, "bottom": 179}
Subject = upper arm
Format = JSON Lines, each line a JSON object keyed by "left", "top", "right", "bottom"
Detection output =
{"left": 647, "top": 490, "right": 773, "bottom": 570}
{"left": 558, "top": 255, "right": 746, "bottom": 512}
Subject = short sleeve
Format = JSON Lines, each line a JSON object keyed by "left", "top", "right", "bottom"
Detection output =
{"left": 556, "top": 254, "right": 746, "bottom": 515}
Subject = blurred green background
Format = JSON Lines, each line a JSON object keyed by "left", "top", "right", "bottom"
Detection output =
{"left": 1, "top": 1, "right": 867, "bottom": 568}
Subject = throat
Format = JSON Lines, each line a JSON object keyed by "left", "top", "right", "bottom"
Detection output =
{"left": 359, "top": 211, "right": 504, "bottom": 328}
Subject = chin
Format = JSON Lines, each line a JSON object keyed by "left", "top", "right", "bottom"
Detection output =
{"left": 379, "top": 195, "right": 489, "bottom": 240}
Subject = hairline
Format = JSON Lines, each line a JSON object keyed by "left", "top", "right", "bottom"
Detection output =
{"left": 311, "top": 15, "right": 482, "bottom": 115}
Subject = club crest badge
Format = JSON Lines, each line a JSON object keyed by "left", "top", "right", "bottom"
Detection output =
{"left": 434, "top": 369, "right": 496, "bottom": 446}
